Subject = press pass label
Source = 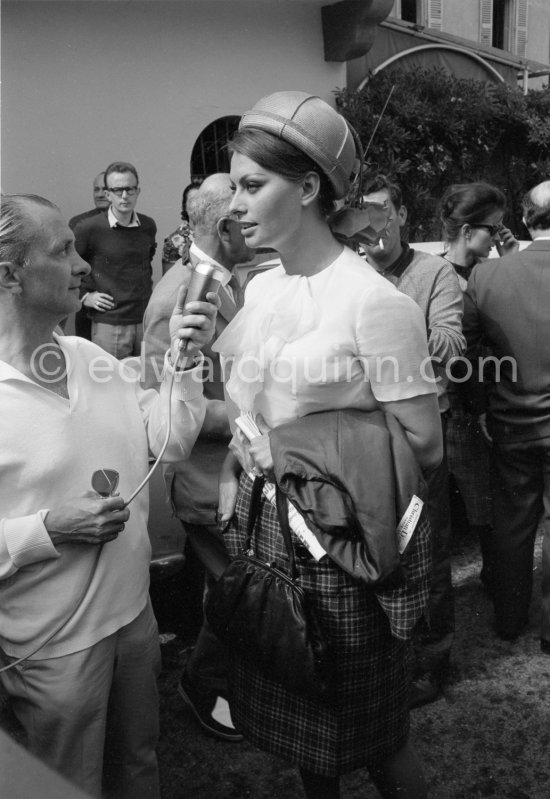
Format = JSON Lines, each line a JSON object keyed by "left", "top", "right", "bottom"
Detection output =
{"left": 397, "top": 496, "right": 424, "bottom": 555}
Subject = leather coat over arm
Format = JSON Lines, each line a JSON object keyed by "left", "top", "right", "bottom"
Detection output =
{"left": 270, "top": 408, "right": 432, "bottom": 640}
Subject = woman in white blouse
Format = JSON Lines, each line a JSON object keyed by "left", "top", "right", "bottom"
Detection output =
{"left": 214, "top": 91, "right": 442, "bottom": 799}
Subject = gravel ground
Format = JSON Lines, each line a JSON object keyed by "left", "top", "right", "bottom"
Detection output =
{"left": 155, "top": 532, "right": 550, "bottom": 799}
{"left": 3, "top": 532, "right": 549, "bottom": 798}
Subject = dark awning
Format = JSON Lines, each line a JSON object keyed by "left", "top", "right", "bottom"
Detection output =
{"left": 347, "top": 24, "right": 520, "bottom": 88}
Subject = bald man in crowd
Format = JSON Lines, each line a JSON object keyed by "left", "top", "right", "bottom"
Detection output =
{"left": 462, "top": 179, "right": 550, "bottom": 648}
{"left": 69, "top": 171, "right": 110, "bottom": 231}
{"left": 142, "top": 173, "right": 257, "bottom": 742}
{"left": 69, "top": 171, "right": 110, "bottom": 338}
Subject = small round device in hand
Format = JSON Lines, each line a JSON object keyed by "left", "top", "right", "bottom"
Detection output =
{"left": 92, "top": 468, "right": 120, "bottom": 497}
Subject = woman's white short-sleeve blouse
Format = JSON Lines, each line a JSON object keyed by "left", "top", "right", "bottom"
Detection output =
{"left": 214, "top": 247, "right": 436, "bottom": 429}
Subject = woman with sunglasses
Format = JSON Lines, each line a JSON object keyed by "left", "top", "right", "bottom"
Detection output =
{"left": 439, "top": 182, "right": 518, "bottom": 588}
{"left": 440, "top": 182, "right": 518, "bottom": 286}
{"left": 214, "top": 92, "right": 443, "bottom": 799}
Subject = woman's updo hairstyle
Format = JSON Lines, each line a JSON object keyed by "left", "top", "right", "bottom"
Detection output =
{"left": 228, "top": 128, "right": 337, "bottom": 217}
{"left": 230, "top": 91, "right": 359, "bottom": 218}
{"left": 440, "top": 182, "right": 506, "bottom": 243}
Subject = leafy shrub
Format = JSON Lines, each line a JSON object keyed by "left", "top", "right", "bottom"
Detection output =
{"left": 335, "top": 69, "right": 550, "bottom": 241}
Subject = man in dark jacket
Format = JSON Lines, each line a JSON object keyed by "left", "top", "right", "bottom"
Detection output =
{"left": 463, "top": 180, "right": 550, "bottom": 648}
{"left": 75, "top": 161, "right": 156, "bottom": 358}
{"left": 68, "top": 170, "right": 109, "bottom": 339}
{"left": 69, "top": 170, "right": 110, "bottom": 230}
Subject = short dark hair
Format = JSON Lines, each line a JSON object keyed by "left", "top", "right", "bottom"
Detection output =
{"left": 0, "top": 194, "right": 59, "bottom": 266}
{"left": 181, "top": 178, "right": 204, "bottom": 222}
{"left": 440, "top": 182, "right": 506, "bottom": 243}
{"left": 104, "top": 161, "right": 139, "bottom": 188}
{"left": 228, "top": 128, "right": 337, "bottom": 218}
{"left": 361, "top": 173, "right": 403, "bottom": 210}
{"left": 522, "top": 183, "right": 550, "bottom": 230}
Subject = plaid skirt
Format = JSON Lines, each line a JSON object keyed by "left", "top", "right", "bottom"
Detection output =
{"left": 446, "top": 391, "right": 492, "bottom": 526}
{"left": 223, "top": 473, "right": 409, "bottom": 777}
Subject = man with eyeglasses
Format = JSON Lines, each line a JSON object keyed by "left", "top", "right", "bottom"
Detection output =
{"left": 356, "top": 174, "right": 465, "bottom": 709}
{"left": 75, "top": 161, "right": 157, "bottom": 358}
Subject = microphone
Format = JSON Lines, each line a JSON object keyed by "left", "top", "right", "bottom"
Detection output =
{"left": 185, "top": 262, "right": 223, "bottom": 305}
{"left": 123, "top": 262, "right": 223, "bottom": 509}
{"left": 178, "top": 262, "right": 223, "bottom": 356}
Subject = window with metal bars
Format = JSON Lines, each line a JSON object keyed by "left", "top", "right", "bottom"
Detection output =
{"left": 190, "top": 116, "right": 241, "bottom": 180}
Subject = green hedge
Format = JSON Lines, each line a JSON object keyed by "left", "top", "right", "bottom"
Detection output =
{"left": 335, "top": 68, "right": 550, "bottom": 241}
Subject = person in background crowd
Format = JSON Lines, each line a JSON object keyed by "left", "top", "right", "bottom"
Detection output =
{"left": 75, "top": 161, "right": 157, "bottom": 358}
{"left": 439, "top": 182, "right": 518, "bottom": 590}
{"left": 461, "top": 180, "right": 550, "bottom": 647}
{"left": 214, "top": 91, "right": 442, "bottom": 799}
{"left": 69, "top": 172, "right": 109, "bottom": 232}
{"left": 0, "top": 193, "right": 218, "bottom": 797}
{"left": 142, "top": 173, "right": 255, "bottom": 742}
{"left": 69, "top": 171, "right": 110, "bottom": 230}
{"left": 68, "top": 170, "right": 110, "bottom": 339}
{"left": 358, "top": 174, "right": 465, "bottom": 709}
{"left": 162, "top": 178, "right": 204, "bottom": 275}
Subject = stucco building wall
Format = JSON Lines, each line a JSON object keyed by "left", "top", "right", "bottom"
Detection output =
{"left": 2, "top": 0, "right": 344, "bottom": 279}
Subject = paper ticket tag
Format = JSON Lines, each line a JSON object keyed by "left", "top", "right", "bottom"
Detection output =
{"left": 235, "top": 413, "right": 261, "bottom": 440}
{"left": 397, "top": 495, "right": 424, "bottom": 555}
{"left": 246, "top": 475, "right": 327, "bottom": 562}
{"left": 237, "top": 413, "right": 327, "bottom": 561}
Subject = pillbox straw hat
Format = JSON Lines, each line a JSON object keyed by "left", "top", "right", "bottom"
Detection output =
{"left": 239, "top": 91, "right": 358, "bottom": 200}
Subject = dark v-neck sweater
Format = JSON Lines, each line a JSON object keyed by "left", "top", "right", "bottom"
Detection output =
{"left": 76, "top": 211, "right": 157, "bottom": 325}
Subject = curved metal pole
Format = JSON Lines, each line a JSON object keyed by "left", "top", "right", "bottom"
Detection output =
{"left": 357, "top": 43, "right": 506, "bottom": 91}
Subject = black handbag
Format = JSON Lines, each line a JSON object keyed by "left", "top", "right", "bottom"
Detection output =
{"left": 205, "top": 476, "right": 334, "bottom": 698}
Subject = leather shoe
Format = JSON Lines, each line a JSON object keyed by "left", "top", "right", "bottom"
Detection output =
{"left": 541, "top": 639, "right": 550, "bottom": 654}
{"left": 178, "top": 671, "right": 243, "bottom": 742}
{"left": 409, "top": 672, "right": 442, "bottom": 709}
